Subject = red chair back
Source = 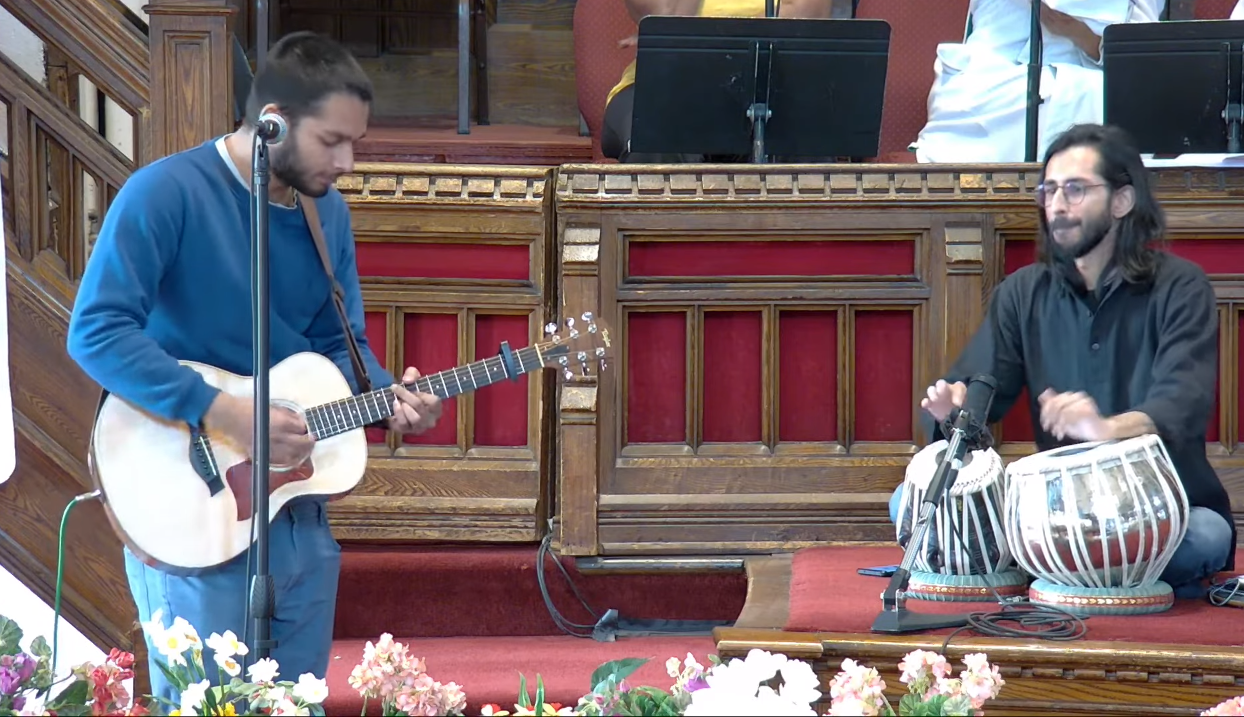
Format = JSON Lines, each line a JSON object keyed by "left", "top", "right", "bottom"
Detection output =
{"left": 1195, "top": 0, "right": 1238, "bottom": 18}
{"left": 855, "top": 0, "right": 971, "bottom": 161}
{"left": 573, "top": 0, "right": 639, "bottom": 161}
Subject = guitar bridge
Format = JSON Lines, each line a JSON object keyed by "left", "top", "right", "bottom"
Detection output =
{"left": 189, "top": 427, "right": 225, "bottom": 496}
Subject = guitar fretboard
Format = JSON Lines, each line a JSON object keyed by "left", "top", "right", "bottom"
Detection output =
{"left": 304, "top": 345, "right": 545, "bottom": 440}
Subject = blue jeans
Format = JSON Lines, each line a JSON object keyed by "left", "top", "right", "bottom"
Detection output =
{"left": 887, "top": 485, "right": 1232, "bottom": 598}
{"left": 125, "top": 500, "right": 341, "bottom": 706}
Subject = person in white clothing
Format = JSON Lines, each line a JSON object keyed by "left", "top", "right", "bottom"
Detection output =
{"left": 914, "top": 0, "right": 1164, "bottom": 164}
{"left": 1233, "top": 0, "right": 1243, "bottom": 19}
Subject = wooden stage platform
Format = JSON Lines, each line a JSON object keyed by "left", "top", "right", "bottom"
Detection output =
{"left": 715, "top": 550, "right": 1244, "bottom": 716}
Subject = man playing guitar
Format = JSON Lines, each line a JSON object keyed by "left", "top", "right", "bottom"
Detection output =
{"left": 66, "top": 31, "right": 442, "bottom": 704}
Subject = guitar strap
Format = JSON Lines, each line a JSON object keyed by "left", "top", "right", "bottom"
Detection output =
{"left": 299, "top": 193, "right": 373, "bottom": 395}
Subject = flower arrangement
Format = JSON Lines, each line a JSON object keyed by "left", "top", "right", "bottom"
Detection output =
{"left": 141, "top": 609, "right": 327, "bottom": 716}
{"left": 826, "top": 649, "right": 1005, "bottom": 717}
{"left": 346, "top": 632, "right": 466, "bottom": 716}
{"left": 0, "top": 613, "right": 144, "bottom": 716}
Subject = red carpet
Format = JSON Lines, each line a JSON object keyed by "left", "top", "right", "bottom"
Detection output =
{"left": 787, "top": 546, "right": 1244, "bottom": 646}
{"left": 324, "top": 635, "right": 717, "bottom": 715}
{"left": 327, "top": 545, "right": 746, "bottom": 711}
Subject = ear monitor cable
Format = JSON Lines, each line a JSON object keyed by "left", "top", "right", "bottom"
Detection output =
{"left": 51, "top": 490, "right": 102, "bottom": 674}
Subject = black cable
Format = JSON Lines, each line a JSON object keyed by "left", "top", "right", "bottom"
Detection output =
{"left": 535, "top": 532, "right": 599, "bottom": 638}
{"left": 923, "top": 489, "right": 1088, "bottom": 655}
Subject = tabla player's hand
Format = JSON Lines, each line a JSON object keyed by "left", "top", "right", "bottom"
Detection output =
{"left": 920, "top": 380, "right": 967, "bottom": 423}
{"left": 388, "top": 367, "right": 443, "bottom": 436}
{"left": 1038, "top": 1, "right": 1080, "bottom": 36}
{"left": 1038, "top": 388, "right": 1108, "bottom": 441}
{"left": 618, "top": 34, "right": 638, "bottom": 48}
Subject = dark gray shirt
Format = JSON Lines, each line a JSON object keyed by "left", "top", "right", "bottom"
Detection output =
{"left": 929, "top": 251, "right": 1234, "bottom": 560}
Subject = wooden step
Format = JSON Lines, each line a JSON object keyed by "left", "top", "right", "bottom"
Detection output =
{"left": 354, "top": 122, "right": 591, "bottom": 165}
{"left": 495, "top": 0, "right": 575, "bottom": 27}
{"left": 485, "top": 23, "right": 577, "bottom": 127}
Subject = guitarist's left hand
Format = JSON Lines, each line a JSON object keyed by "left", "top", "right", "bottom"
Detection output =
{"left": 389, "top": 366, "right": 443, "bottom": 435}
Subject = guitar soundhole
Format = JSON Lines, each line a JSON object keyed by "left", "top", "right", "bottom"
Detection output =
{"left": 224, "top": 459, "right": 316, "bottom": 522}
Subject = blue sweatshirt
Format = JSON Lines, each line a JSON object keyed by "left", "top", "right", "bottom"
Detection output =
{"left": 67, "top": 137, "right": 394, "bottom": 429}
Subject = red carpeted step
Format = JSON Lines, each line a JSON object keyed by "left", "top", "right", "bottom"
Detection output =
{"left": 786, "top": 545, "right": 1244, "bottom": 645}
{"left": 324, "top": 635, "right": 717, "bottom": 715}
{"left": 334, "top": 545, "right": 747, "bottom": 639}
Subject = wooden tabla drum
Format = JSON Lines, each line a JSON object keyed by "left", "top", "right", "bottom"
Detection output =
{"left": 1003, "top": 434, "right": 1190, "bottom": 615}
{"left": 896, "top": 440, "right": 1027, "bottom": 601}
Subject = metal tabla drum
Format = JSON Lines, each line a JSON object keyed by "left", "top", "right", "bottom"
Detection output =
{"left": 1003, "top": 434, "right": 1190, "bottom": 615}
{"left": 896, "top": 439, "right": 1028, "bottom": 601}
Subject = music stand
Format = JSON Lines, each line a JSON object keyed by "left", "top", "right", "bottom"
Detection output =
{"left": 629, "top": 16, "right": 891, "bottom": 163}
{"left": 1102, "top": 20, "right": 1244, "bottom": 155}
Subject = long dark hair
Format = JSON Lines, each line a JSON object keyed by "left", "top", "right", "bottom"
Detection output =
{"left": 1035, "top": 124, "right": 1165, "bottom": 284}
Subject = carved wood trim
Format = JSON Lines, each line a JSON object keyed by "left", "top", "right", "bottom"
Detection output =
{"left": 556, "top": 164, "right": 1244, "bottom": 205}
{"left": 0, "top": 0, "right": 149, "bottom": 112}
{"left": 339, "top": 163, "right": 550, "bottom": 204}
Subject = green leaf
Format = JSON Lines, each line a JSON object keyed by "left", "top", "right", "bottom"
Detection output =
{"left": 517, "top": 673, "right": 530, "bottom": 708}
{"left": 534, "top": 674, "right": 545, "bottom": 714}
{"left": 589, "top": 657, "right": 649, "bottom": 692}
{"left": 0, "top": 617, "right": 22, "bottom": 657}
{"left": 28, "top": 636, "right": 51, "bottom": 660}
{"left": 45, "top": 678, "right": 90, "bottom": 710}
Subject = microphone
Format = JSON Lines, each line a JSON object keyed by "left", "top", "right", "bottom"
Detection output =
{"left": 945, "top": 373, "right": 998, "bottom": 450}
{"left": 925, "top": 374, "right": 997, "bottom": 505}
{"left": 255, "top": 112, "right": 287, "bottom": 144}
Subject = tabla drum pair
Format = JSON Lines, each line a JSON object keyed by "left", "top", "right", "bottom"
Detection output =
{"left": 896, "top": 434, "right": 1189, "bottom": 615}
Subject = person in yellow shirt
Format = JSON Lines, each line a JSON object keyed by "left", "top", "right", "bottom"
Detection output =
{"left": 601, "top": 0, "right": 838, "bottom": 163}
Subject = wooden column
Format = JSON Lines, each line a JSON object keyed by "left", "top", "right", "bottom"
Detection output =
{"left": 144, "top": 0, "right": 236, "bottom": 162}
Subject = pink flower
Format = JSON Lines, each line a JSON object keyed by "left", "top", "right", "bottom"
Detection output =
{"left": 1204, "top": 697, "right": 1244, "bottom": 716}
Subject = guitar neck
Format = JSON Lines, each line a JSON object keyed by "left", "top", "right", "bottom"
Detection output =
{"left": 304, "top": 345, "right": 544, "bottom": 440}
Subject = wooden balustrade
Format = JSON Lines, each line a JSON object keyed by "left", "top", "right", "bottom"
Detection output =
{"left": 551, "top": 164, "right": 1244, "bottom": 558}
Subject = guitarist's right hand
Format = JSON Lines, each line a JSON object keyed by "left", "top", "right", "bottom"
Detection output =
{"left": 205, "top": 393, "right": 316, "bottom": 467}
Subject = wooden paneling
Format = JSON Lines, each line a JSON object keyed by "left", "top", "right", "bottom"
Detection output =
{"left": 716, "top": 628, "right": 1244, "bottom": 716}
{"left": 329, "top": 163, "right": 562, "bottom": 543}
{"left": 146, "top": 0, "right": 236, "bottom": 162}
{"left": 553, "top": 164, "right": 1244, "bottom": 557}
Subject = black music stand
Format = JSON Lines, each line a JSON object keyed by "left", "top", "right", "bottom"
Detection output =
{"left": 1103, "top": 20, "right": 1244, "bottom": 155}
{"left": 629, "top": 16, "right": 891, "bottom": 163}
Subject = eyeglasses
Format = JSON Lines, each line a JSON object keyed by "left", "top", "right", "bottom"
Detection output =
{"left": 1035, "top": 180, "right": 1108, "bottom": 207}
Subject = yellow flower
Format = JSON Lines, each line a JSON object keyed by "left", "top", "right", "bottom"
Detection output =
{"left": 169, "top": 712, "right": 181, "bottom": 716}
{"left": 211, "top": 704, "right": 237, "bottom": 716}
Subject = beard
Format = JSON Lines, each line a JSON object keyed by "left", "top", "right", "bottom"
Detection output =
{"left": 1045, "top": 206, "right": 1113, "bottom": 263}
{"left": 270, "top": 132, "right": 330, "bottom": 198}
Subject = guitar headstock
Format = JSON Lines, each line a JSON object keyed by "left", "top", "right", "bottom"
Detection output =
{"left": 537, "top": 312, "right": 612, "bottom": 380}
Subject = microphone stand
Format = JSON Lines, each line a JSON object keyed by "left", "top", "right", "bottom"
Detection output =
{"left": 871, "top": 407, "right": 980, "bottom": 634}
{"left": 1024, "top": 0, "right": 1044, "bottom": 162}
{"left": 249, "top": 131, "right": 276, "bottom": 661}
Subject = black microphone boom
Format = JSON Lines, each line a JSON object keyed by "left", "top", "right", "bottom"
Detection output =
{"left": 872, "top": 373, "right": 999, "bottom": 634}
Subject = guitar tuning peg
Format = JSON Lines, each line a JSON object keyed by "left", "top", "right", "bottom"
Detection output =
{"left": 577, "top": 350, "right": 590, "bottom": 375}
{"left": 581, "top": 311, "right": 593, "bottom": 322}
{"left": 563, "top": 367, "right": 574, "bottom": 381}
{"left": 566, "top": 317, "right": 575, "bottom": 330}
{"left": 544, "top": 322, "right": 558, "bottom": 336}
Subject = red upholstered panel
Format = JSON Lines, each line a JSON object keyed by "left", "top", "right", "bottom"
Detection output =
{"left": 853, "top": 310, "right": 914, "bottom": 441}
{"left": 365, "top": 311, "right": 389, "bottom": 445}
{"left": 402, "top": 312, "right": 460, "bottom": 446}
{"left": 702, "top": 311, "right": 763, "bottom": 443}
{"left": 856, "top": 0, "right": 970, "bottom": 161}
{"left": 778, "top": 310, "right": 838, "bottom": 442}
{"left": 473, "top": 314, "right": 529, "bottom": 447}
{"left": 1195, "top": 0, "right": 1237, "bottom": 18}
{"left": 627, "top": 311, "right": 688, "bottom": 444}
{"left": 573, "top": 0, "right": 638, "bottom": 161}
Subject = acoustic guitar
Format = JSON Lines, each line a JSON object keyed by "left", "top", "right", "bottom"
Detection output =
{"left": 88, "top": 314, "right": 610, "bottom": 572}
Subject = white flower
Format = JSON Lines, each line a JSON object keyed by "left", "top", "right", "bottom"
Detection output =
{"left": 666, "top": 656, "right": 683, "bottom": 679}
{"left": 170, "top": 617, "right": 202, "bottom": 649}
{"left": 777, "top": 659, "right": 821, "bottom": 707}
{"left": 263, "top": 686, "right": 288, "bottom": 703}
{"left": 179, "top": 679, "right": 210, "bottom": 715}
{"left": 292, "top": 673, "right": 328, "bottom": 704}
{"left": 214, "top": 653, "right": 241, "bottom": 677}
{"left": 247, "top": 657, "right": 281, "bottom": 683}
{"left": 206, "top": 630, "right": 249, "bottom": 659}
{"left": 271, "top": 696, "right": 306, "bottom": 715}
